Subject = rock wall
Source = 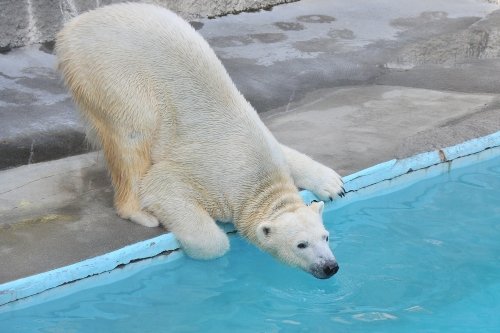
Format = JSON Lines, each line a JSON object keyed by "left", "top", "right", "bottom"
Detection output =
{"left": 0, "top": 0, "right": 296, "bottom": 50}
{"left": 391, "top": 10, "right": 500, "bottom": 67}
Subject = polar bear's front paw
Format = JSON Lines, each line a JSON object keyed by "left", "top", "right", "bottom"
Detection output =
{"left": 305, "top": 166, "right": 345, "bottom": 201}
{"left": 180, "top": 229, "right": 230, "bottom": 260}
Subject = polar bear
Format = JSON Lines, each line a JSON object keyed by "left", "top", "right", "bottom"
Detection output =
{"left": 56, "top": 3, "right": 344, "bottom": 278}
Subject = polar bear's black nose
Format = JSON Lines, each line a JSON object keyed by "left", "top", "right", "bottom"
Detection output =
{"left": 311, "top": 261, "right": 339, "bottom": 279}
{"left": 323, "top": 262, "right": 339, "bottom": 277}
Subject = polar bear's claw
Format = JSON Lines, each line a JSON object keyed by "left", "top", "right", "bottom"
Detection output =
{"left": 335, "top": 186, "right": 347, "bottom": 199}
{"left": 306, "top": 165, "right": 344, "bottom": 201}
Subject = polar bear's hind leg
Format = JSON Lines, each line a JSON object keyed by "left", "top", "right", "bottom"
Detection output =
{"left": 82, "top": 106, "right": 159, "bottom": 228}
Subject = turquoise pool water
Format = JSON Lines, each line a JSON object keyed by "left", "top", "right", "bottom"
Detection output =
{"left": 1, "top": 156, "right": 499, "bottom": 333}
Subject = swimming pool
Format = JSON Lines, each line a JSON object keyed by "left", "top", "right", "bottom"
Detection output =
{"left": 0, "top": 148, "right": 499, "bottom": 332}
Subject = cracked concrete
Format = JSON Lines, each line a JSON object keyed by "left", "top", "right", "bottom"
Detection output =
{"left": 1, "top": 0, "right": 500, "bottom": 283}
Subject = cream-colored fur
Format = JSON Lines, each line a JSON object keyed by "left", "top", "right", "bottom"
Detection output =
{"left": 56, "top": 3, "right": 343, "bottom": 278}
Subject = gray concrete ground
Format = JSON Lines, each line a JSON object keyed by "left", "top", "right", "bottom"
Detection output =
{"left": 1, "top": 0, "right": 500, "bottom": 283}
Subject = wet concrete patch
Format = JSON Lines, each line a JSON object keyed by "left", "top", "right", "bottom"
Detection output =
{"left": 273, "top": 21, "right": 305, "bottom": 31}
{"left": 293, "top": 37, "right": 343, "bottom": 53}
{"left": 0, "top": 88, "right": 37, "bottom": 105}
{"left": 57, "top": 164, "right": 113, "bottom": 206}
{"left": 54, "top": 201, "right": 84, "bottom": 219}
{"left": 391, "top": 11, "right": 450, "bottom": 28}
{"left": 250, "top": 33, "right": 287, "bottom": 43}
{"left": 15, "top": 75, "right": 64, "bottom": 95}
{"left": 209, "top": 35, "right": 255, "bottom": 47}
{"left": 209, "top": 33, "right": 286, "bottom": 47}
{"left": 14, "top": 213, "right": 77, "bottom": 228}
{"left": 190, "top": 21, "right": 204, "bottom": 30}
{"left": 296, "top": 14, "right": 336, "bottom": 23}
{"left": 377, "top": 59, "right": 500, "bottom": 94}
{"left": 328, "top": 28, "right": 355, "bottom": 40}
{"left": 81, "top": 165, "right": 112, "bottom": 190}
{"left": 21, "top": 66, "right": 59, "bottom": 79}
{"left": 0, "top": 130, "right": 90, "bottom": 170}
{"left": 0, "top": 46, "right": 12, "bottom": 54}
{"left": 38, "top": 41, "right": 55, "bottom": 54}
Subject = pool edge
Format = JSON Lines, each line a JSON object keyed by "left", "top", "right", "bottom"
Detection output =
{"left": 1, "top": 131, "right": 499, "bottom": 306}
{"left": 0, "top": 234, "right": 181, "bottom": 306}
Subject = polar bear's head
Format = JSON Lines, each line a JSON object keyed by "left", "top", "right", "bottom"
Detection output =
{"left": 255, "top": 201, "right": 339, "bottom": 279}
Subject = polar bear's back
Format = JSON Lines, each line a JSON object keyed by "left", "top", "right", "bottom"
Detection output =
{"left": 57, "top": 3, "right": 244, "bottom": 122}
{"left": 57, "top": 3, "right": 285, "bottom": 200}
{"left": 57, "top": 3, "right": 272, "bottom": 151}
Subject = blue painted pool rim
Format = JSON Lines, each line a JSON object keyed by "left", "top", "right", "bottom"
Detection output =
{"left": 1, "top": 130, "right": 500, "bottom": 306}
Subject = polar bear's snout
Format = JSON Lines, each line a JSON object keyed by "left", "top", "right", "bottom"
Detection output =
{"left": 311, "top": 260, "right": 339, "bottom": 279}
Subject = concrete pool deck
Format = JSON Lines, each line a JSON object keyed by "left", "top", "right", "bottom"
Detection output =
{"left": 1, "top": 0, "right": 500, "bottom": 284}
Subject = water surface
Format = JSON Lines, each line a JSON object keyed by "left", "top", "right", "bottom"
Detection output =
{"left": 1, "top": 156, "right": 499, "bottom": 333}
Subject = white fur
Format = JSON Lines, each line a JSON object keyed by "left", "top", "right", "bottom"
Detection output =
{"left": 281, "top": 145, "right": 344, "bottom": 200}
{"left": 56, "top": 3, "right": 343, "bottom": 277}
{"left": 256, "top": 202, "right": 338, "bottom": 278}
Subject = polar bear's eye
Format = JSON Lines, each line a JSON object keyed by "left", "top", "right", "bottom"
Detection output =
{"left": 297, "top": 242, "right": 308, "bottom": 249}
{"left": 324, "top": 235, "right": 329, "bottom": 242}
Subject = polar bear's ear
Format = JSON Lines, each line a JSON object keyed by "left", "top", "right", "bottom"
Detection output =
{"left": 256, "top": 223, "right": 272, "bottom": 244}
{"left": 310, "top": 201, "right": 324, "bottom": 216}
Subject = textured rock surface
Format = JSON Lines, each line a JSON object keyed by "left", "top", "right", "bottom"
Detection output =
{"left": 391, "top": 10, "right": 500, "bottom": 67}
{"left": 0, "top": 0, "right": 296, "bottom": 50}
{"left": 2, "top": 0, "right": 500, "bottom": 170}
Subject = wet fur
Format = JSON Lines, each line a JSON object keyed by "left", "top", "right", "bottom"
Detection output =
{"left": 56, "top": 3, "right": 344, "bottom": 264}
